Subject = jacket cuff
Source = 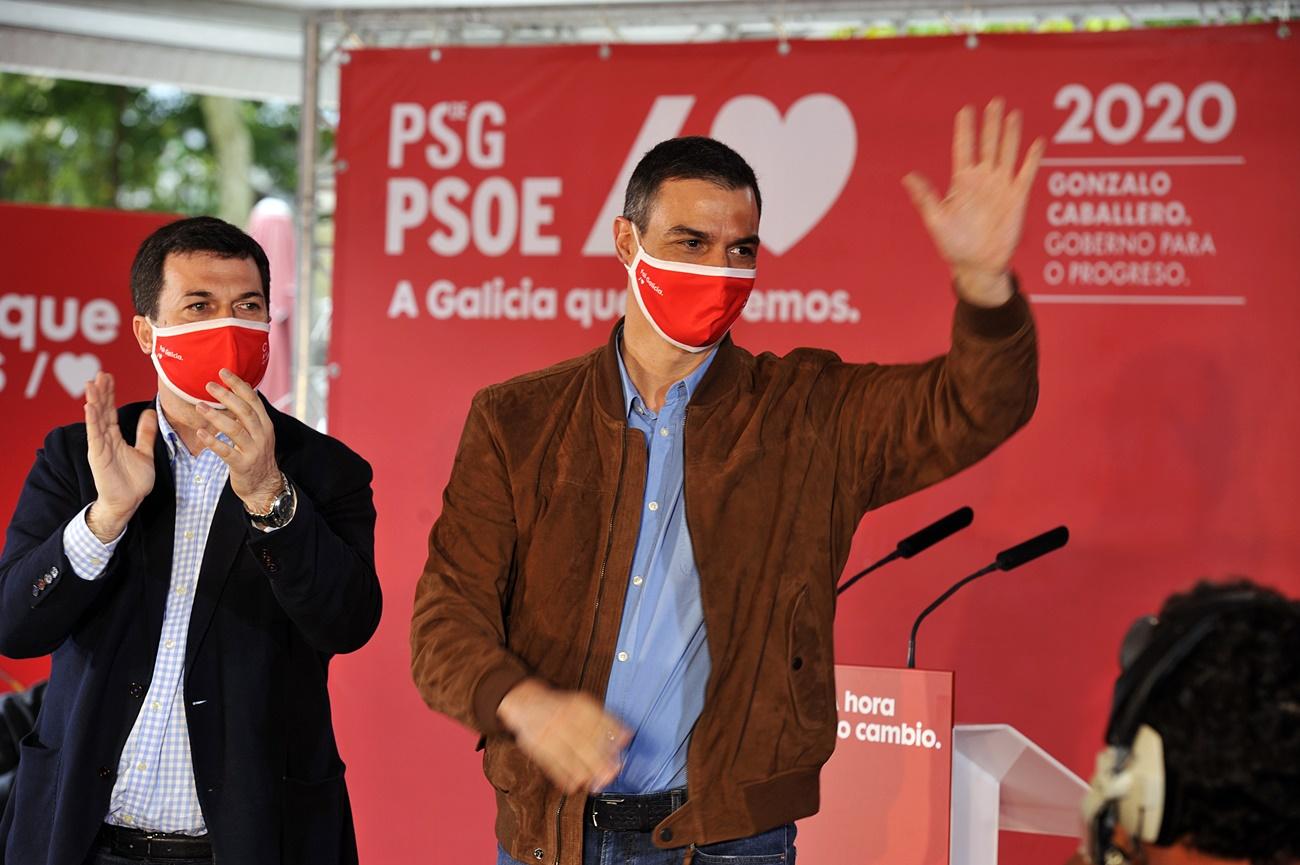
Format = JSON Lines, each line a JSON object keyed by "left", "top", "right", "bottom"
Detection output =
{"left": 473, "top": 662, "right": 531, "bottom": 735}
{"left": 244, "top": 487, "right": 315, "bottom": 580}
{"left": 954, "top": 275, "right": 1031, "bottom": 340}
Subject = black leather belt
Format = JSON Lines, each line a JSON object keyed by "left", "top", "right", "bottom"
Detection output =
{"left": 587, "top": 787, "right": 687, "bottom": 832}
{"left": 96, "top": 824, "right": 212, "bottom": 861}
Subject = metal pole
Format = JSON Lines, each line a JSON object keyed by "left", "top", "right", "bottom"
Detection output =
{"left": 293, "top": 13, "right": 320, "bottom": 423}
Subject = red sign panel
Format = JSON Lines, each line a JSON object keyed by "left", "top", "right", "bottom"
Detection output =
{"left": 800, "top": 665, "right": 955, "bottom": 865}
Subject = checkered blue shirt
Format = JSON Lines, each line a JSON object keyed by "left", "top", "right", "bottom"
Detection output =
{"left": 62, "top": 400, "right": 233, "bottom": 835}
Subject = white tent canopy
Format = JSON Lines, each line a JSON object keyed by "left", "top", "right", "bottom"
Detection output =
{"left": 1, "top": 0, "right": 306, "bottom": 102}
{"left": 2, "top": 0, "right": 1282, "bottom": 105}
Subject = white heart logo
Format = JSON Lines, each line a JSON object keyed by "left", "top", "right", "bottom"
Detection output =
{"left": 53, "top": 353, "right": 101, "bottom": 399}
{"left": 709, "top": 94, "right": 857, "bottom": 256}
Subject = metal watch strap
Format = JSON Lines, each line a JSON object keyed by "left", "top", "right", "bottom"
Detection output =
{"left": 248, "top": 472, "right": 294, "bottom": 528}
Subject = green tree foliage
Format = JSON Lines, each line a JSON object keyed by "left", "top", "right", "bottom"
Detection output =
{"left": 0, "top": 73, "right": 302, "bottom": 221}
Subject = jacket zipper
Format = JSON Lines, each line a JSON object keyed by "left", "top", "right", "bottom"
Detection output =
{"left": 678, "top": 405, "right": 698, "bottom": 797}
{"left": 553, "top": 430, "right": 629, "bottom": 865}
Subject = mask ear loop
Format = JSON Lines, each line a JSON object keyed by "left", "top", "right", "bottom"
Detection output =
{"left": 624, "top": 222, "right": 645, "bottom": 276}
{"left": 145, "top": 318, "right": 159, "bottom": 357}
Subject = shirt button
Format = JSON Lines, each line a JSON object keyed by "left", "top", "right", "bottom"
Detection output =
{"left": 176, "top": 586, "right": 188, "bottom": 596}
{"left": 184, "top": 531, "right": 194, "bottom": 540}
{"left": 648, "top": 502, "right": 659, "bottom": 512}
{"left": 123, "top": 815, "right": 134, "bottom": 824}
{"left": 90, "top": 557, "right": 101, "bottom": 565}
{"left": 193, "top": 475, "right": 204, "bottom": 484}
{"left": 137, "top": 762, "right": 147, "bottom": 771}
{"left": 660, "top": 427, "right": 669, "bottom": 437}
{"left": 165, "top": 639, "right": 175, "bottom": 649}
{"left": 151, "top": 701, "right": 161, "bottom": 711}
{"left": 617, "top": 651, "right": 629, "bottom": 662}
{"left": 632, "top": 576, "right": 644, "bottom": 587}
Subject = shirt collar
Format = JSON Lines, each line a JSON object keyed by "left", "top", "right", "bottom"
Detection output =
{"left": 615, "top": 330, "right": 718, "bottom": 419}
{"left": 154, "top": 395, "right": 231, "bottom": 462}
{"left": 155, "top": 396, "right": 183, "bottom": 460}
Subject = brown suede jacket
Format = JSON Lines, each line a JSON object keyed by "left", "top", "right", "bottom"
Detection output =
{"left": 411, "top": 293, "right": 1038, "bottom": 864}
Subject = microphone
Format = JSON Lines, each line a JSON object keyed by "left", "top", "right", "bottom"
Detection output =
{"left": 837, "top": 507, "right": 974, "bottom": 597}
{"left": 906, "top": 525, "right": 1069, "bottom": 668}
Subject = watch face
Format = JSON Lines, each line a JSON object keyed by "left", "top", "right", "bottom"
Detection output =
{"left": 254, "top": 481, "right": 294, "bottom": 527}
{"left": 269, "top": 490, "right": 291, "bottom": 524}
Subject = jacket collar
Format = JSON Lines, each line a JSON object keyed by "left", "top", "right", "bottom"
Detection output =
{"left": 595, "top": 318, "right": 744, "bottom": 423}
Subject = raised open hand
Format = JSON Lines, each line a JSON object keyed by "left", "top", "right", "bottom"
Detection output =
{"left": 903, "top": 98, "right": 1045, "bottom": 307}
{"left": 84, "top": 371, "right": 157, "bottom": 542}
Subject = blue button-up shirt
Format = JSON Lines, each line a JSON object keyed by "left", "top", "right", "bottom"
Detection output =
{"left": 62, "top": 401, "right": 232, "bottom": 834}
{"left": 603, "top": 340, "right": 716, "bottom": 793}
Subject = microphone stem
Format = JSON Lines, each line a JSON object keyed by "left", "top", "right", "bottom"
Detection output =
{"left": 836, "top": 550, "right": 901, "bottom": 597}
{"left": 907, "top": 563, "right": 999, "bottom": 668}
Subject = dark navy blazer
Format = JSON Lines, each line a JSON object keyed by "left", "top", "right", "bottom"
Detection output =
{"left": 0, "top": 399, "right": 381, "bottom": 865}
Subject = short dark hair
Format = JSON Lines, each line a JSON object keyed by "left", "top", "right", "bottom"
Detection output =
{"left": 1141, "top": 579, "right": 1300, "bottom": 864}
{"left": 130, "top": 216, "right": 271, "bottom": 319}
{"left": 622, "top": 136, "right": 761, "bottom": 232}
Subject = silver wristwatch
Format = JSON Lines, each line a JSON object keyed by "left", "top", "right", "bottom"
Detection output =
{"left": 247, "top": 472, "right": 297, "bottom": 532}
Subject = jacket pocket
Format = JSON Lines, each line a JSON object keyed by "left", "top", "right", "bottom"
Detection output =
{"left": 280, "top": 770, "right": 355, "bottom": 865}
{"left": 785, "top": 587, "right": 832, "bottom": 732}
{"left": 482, "top": 739, "right": 519, "bottom": 795}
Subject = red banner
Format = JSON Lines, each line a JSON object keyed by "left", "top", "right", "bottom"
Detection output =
{"left": 0, "top": 204, "right": 175, "bottom": 687}
{"left": 330, "top": 27, "right": 1300, "bottom": 865}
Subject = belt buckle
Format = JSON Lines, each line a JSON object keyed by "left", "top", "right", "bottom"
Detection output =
{"left": 592, "top": 796, "right": 624, "bottom": 829}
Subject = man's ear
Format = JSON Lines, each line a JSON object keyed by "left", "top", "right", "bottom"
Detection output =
{"left": 613, "top": 216, "right": 638, "bottom": 267}
{"left": 132, "top": 315, "right": 153, "bottom": 355}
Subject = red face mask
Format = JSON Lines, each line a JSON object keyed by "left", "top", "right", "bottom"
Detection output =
{"left": 149, "top": 318, "right": 271, "bottom": 408}
{"left": 625, "top": 228, "right": 757, "bottom": 353}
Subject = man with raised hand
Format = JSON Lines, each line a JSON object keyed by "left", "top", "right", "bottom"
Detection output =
{"left": 412, "top": 100, "right": 1043, "bottom": 864}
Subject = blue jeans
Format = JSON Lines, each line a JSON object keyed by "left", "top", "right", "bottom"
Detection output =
{"left": 497, "top": 822, "right": 796, "bottom": 865}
